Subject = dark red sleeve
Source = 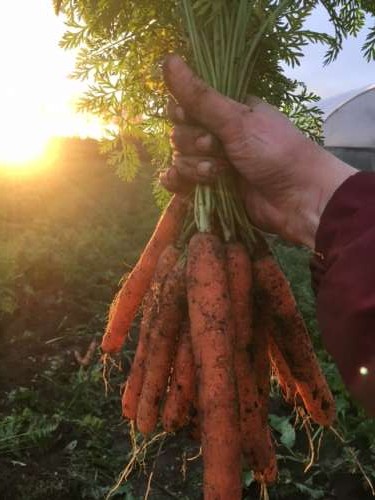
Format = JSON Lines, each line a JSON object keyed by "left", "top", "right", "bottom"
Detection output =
{"left": 311, "top": 171, "right": 375, "bottom": 415}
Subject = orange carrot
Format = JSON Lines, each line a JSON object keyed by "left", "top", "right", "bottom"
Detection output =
{"left": 251, "top": 302, "right": 278, "bottom": 482}
{"left": 122, "top": 245, "right": 180, "bottom": 420}
{"left": 162, "top": 320, "right": 196, "bottom": 432}
{"left": 136, "top": 259, "right": 186, "bottom": 434}
{"left": 101, "top": 195, "right": 188, "bottom": 353}
{"left": 252, "top": 306, "right": 271, "bottom": 423}
{"left": 188, "top": 401, "right": 201, "bottom": 442}
{"left": 268, "top": 334, "right": 298, "bottom": 405}
{"left": 226, "top": 242, "right": 272, "bottom": 472}
{"left": 187, "top": 233, "right": 242, "bottom": 500}
{"left": 254, "top": 428, "right": 278, "bottom": 485}
{"left": 254, "top": 255, "right": 336, "bottom": 427}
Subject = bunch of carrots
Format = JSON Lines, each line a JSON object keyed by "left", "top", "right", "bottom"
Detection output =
{"left": 101, "top": 194, "right": 335, "bottom": 499}
{"left": 101, "top": 1, "right": 336, "bottom": 498}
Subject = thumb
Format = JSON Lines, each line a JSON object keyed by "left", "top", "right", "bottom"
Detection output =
{"left": 163, "top": 54, "right": 238, "bottom": 136}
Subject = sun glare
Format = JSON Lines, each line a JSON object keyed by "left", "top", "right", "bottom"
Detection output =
{"left": 0, "top": 92, "right": 54, "bottom": 172}
{"left": 0, "top": 122, "right": 51, "bottom": 170}
{"left": 0, "top": 2, "right": 105, "bottom": 175}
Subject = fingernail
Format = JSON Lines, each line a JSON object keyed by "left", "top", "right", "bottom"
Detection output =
{"left": 197, "top": 161, "right": 212, "bottom": 176}
{"left": 175, "top": 106, "right": 185, "bottom": 122}
{"left": 196, "top": 134, "right": 212, "bottom": 152}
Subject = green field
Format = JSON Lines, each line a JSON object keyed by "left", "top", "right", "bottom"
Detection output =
{"left": 0, "top": 139, "right": 373, "bottom": 500}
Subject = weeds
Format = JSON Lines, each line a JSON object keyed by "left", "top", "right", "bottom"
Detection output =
{"left": 0, "top": 140, "right": 374, "bottom": 499}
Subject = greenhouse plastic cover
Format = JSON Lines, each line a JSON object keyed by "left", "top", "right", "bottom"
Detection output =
{"left": 319, "top": 84, "right": 375, "bottom": 148}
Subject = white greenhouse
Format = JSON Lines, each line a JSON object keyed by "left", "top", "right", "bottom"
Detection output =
{"left": 319, "top": 84, "right": 375, "bottom": 171}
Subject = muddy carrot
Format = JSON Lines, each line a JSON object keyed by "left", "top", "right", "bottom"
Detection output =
{"left": 122, "top": 245, "right": 180, "bottom": 420}
{"left": 251, "top": 301, "right": 278, "bottom": 481}
{"left": 187, "top": 233, "right": 242, "bottom": 500}
{"left": 162, "top": 320, "right": 196, "bottom": 432}
{"left": 252, "top": 305, "right": 271, "bottom": 423}
{"left": 136, "top": 259, "right": 186, "bottom": 435}
{"left": 226, "top": 242, "right": 272, "bottom": 472}
{"left": 101, "top": 195, "right": 188, "bottom": 354}
{"left": 254, "top": 255, "right": 336, "bottom": 427}
{"left": 254, "top": 428, "right": 278, "bottom": 485}
{"left": 188, "top": 401, "right": 201, "bottom": 442}
{"left": 268, "top": 334, "right": 298, "bottom": 405}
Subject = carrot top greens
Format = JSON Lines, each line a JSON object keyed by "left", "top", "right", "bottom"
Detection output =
{"left": 181, "top": 0, "right": 295, "bottom": 243}
{"left": 56, "top": 0, "right": 375, "bottom": 194}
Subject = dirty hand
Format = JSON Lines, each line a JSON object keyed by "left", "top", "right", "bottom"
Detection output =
{"left": 161, "top": 55, "right": 356, "bottom": 248}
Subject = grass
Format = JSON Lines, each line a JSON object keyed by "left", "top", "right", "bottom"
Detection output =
{"left": 0, "top": 138, "right": 374, "bottom": 499}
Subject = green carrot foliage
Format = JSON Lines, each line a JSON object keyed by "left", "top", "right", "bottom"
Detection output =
{"left": 55, "top": 0, "right": 375, "bottom": 183}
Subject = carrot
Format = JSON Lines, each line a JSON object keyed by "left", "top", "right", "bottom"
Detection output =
{"left": 136, "top": 258, "right": 186, "bottom": 435}
{"left": 268, "top": 334, "right": 298, "bottom": 405}
{"left": 162, "top": 320, "right": 196, "bottom": 432}
{"left": 226, "top": 242, "right": 272, "bottom": 472}
{"left": 252, "top": 306, "right": 271, "bottom": 423}
{"left": 122, "top": 245, "right": 180, "bottom": 420}
{"left": 101, "top": 194, "right": 188, "bottom": 354}
{"left": 253, "top": 255, "right": 336, "bottom": 427}
{"left": 188, "top": 401, "right": 201, "bottom": 442}
{"left": 254, "top": 428, "right": 278, "bottom": 485}
{"left": 187, "top": 233, "right": 242, "bottom": 500}
{"left": 251, "top": 302, "right": 278, "bottom": 482}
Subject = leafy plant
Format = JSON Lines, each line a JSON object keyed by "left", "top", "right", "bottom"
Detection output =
{"left": 269, "top": 414, "right": 296, "bottom": 449}
{"left": 0, "top": 247, "right": 17, "bottom": 315}
{"left": 1, "top": 150, "right": 374, "bottom": 498}
{"left": 54, "top": 0, "right": 375, "bottom": 181}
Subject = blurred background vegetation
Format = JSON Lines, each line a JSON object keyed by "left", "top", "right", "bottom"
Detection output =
{"left": 0, "top": 138, "right": 374, "bottom": 500}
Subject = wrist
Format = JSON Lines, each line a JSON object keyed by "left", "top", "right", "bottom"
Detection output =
{"left": 289, "top": 144, "right": 357, "bottom": 249}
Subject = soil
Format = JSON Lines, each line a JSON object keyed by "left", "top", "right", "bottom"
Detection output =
{"left": 1, "top": 285, "right": 373, "bottom": 500}
{"left": 0, "top": 139, "right": 373, "bottom": 500}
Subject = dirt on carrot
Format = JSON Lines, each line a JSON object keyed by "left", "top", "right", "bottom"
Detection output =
{"left": 136, "top": 258, "right": 187, "bottom": 435}
{"left": 226, "top": 242, "right": 272, "bottom": 472}
{"left": 268, "top": 334, "right": 298, "bottom": 405}
{"left": 187, "top": 233, "right": 242, "bottom": 500}
{"left": 101, "top": 195, "right": 188, "bottom": 354}
{"left": 122, "top": 245, "right": 181, "bottom": 420}
{"left": 254, "top": 255, "right": 336, "bottom": 427}
{"left": 162, "top": 320, "right": 196, "bottom": 432}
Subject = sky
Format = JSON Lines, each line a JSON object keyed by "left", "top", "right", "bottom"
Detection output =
{"left": 0, "top": 1, "right": 373, "bottom": 146}
{"left": 0, "top": 1, "right": 103, "bottom": 140}
{"left": 285, "top": 6, "right": 375, "bottom": 98}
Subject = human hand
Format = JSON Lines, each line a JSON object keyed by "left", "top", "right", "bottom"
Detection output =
{"left": 161, "top": 55, "right": 356, "bottom": 248}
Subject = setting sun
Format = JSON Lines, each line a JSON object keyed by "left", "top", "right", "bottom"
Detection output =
{"left": 0, "top": 110, "right": 51, "bottom": 168}
{"left": 0, "top": 1, "right": 104, "bottom": 171}
{"left": 0, "top": 136, "right": 47, "bottom": 167}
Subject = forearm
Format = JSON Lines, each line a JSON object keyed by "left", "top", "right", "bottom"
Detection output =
{"left": 311, "top": 172, "right": 375, "bottom": 415}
